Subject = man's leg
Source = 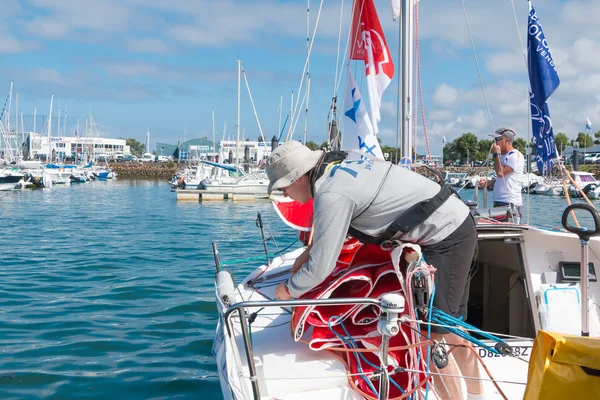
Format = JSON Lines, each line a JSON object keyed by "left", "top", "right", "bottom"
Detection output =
{"left": 422, "top": 217, "right": 481, "bottom": 399}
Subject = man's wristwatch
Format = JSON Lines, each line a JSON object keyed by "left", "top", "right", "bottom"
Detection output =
{"left": 283, "top": 281, "right": 292, "bottom": 297}
{"left": 492, "top": 153, "right": 499, "bottom": 159}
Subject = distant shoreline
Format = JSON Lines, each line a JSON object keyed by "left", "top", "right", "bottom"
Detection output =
{"left": 106, "top": 162, "right": 600, "bottom": 180}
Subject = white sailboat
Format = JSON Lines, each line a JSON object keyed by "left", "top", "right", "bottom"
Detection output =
{"left": 212, "top": 1, "right": 600, "bottom": 399}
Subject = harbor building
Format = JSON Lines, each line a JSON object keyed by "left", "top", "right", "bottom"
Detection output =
{"left": 21, "top": 133, "right": 129, "bottom": 161}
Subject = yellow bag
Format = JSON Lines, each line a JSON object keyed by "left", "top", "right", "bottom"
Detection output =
{"left": 524, "top": 330, "right": 600, "bottom": 399}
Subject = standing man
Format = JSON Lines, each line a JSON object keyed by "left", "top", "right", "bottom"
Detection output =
{"left": 267, "top": 140, "right": 484, "bottom": 399}
{"left": 480, "top": 127, "right": 525, "bottom": 224}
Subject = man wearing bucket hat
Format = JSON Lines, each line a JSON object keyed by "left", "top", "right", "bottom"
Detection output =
{"left": 479, "top": 127, "right": 524, "bottom": 223}
{"left": 266, "top": 140, "right": 484, "bottom": 398}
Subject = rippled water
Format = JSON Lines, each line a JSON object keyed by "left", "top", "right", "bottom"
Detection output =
{"left": 0, "top": 181, "right": 593, "bottom": 399}
{"left": 0, "top": 180, "right": 295, "bottom": 400}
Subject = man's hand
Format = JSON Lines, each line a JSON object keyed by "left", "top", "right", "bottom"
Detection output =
{"left": 275, "top": 282, "right": 293, "bottom": 300}
{"left": 291, "top": 247, "right": 310, "bottom": 275}
{"left": 490, "top": 143, "right": 500, "bottom": 155}
{"left": 478, "top": 177, "right": 488, "bottom": 188}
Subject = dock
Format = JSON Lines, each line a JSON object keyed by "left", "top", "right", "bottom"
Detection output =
{"left": 175, "top": 188, "right": 269, "bottom": 202}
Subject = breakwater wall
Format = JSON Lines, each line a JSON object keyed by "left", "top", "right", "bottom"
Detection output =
{"left": 107, "top": 162, "right": 600, "bottom": 180}
{"left": 109, "top": 162, "right": 179, "bottom": 179}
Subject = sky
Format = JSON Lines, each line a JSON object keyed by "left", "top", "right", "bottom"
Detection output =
{"left": 1, "top": 0, "right": 599, "bottom": 155}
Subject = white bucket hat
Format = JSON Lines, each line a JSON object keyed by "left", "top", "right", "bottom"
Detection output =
{"left": 266, "top": 140, "right": 324, "bottom": 194}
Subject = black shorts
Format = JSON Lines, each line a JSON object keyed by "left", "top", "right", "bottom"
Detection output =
{"left": 421, "top": 216, "right": 477, "bottom": 334}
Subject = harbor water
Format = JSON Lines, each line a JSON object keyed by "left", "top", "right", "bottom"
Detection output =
{"left": 0, "top": 180, "right": 591, "bottom": 399}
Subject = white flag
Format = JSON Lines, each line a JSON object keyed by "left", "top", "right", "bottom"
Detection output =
{"left": 342, "top": 70, "right": 384, "bottom": 161}
{"left": 586, "top": 117, "right": 592, "bottom": 132}
{"left": 391, "top": 0, "right": 400, "bottom": 21}
{"left": 350, "top": 0, "right": 394, "bottom": 134}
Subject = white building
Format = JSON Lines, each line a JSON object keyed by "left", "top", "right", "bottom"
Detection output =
{"left": 25, "top": 133, "right": 129, "bottom": 161}
{"left": 220, "top": 140, "right": 273, "bottom": 163}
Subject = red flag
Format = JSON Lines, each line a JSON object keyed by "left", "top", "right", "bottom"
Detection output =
{"left": 349, "top": 0, "right": 394, "bottom": 134}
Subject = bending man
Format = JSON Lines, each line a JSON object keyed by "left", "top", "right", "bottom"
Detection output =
{"left": 266, "top": 140, "right": 483, "bottom": 399}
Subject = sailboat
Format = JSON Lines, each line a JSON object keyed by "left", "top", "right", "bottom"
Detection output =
{"left": 212, "top": 1, "right": 600, "bottom": 399}
{"left": 191, "top": 60, "right": 270, "bottom": 196}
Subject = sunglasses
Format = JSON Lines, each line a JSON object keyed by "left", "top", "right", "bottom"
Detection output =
{"left": 494, "top": 137, "right": 505, "bottom": 142}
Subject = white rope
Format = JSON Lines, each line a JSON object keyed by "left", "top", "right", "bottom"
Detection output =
{"left": 333, "top": 0, "right": 345, "bottom": 99}
{"left": 400, "top": 317, "right": 534, "bottom": 342}
{"left": 510, "top": 0, "right": 533, "bottom": 226}
{"left": 303, "top": 74, "right": 311, "bottom": 144}
{"left": 286, "top": 0, "right": 324, "bottom": 142}
{"left": 245, "top": 371, "right": 381, "bottom": 381}
{"left": 290, "top": 88, "right": 308, "bottom": 140}
{"left": 395, "top": 368, "right": 527, "bottom": 386}
{"left": 241, "top": 65, "right": 265, "bottom": 143}
{"left": 460, "top": 0, "right": 493, "bottom": 135}
{"left": 243, "top": 366, "right": 526, "bottom": 385}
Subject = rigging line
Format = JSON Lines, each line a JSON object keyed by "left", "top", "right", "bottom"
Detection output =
{"left": 414, "top": 0, "right": 433, "bottom": 167}
{"left": 335, "top": 0, "right": 363, "bottom": 96}
{"left": 394, "top": 367, "right": 527, "bottom": 386}
{"left": 304, "top": 74, "right": 311, "bottom": 144}
{"left": 460, "top": 0, "right": 494, "bottom": 135}
{"left": 287, "top": 0, "right": 324, "bottom": 141}
{"left": 304, "top": 0, "right": 310, "bottom": 144}
{"left": 290, "top": 89, "right": 308, "bottom": 139}
{"left": 245, "top": 370, "right": 383, "bottom": 381}
{"left": 333, "top": 0, "right": 345, "bottom": 99}
{"left": 510, "top": 0, "right": 532, "bottom": 225}
{"left": 401, "top": 317, "right": 534, "bottom": 343}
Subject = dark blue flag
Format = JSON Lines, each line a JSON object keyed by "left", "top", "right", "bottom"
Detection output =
{"left": 528, "top": 2, "right": 560, "bottom": 175}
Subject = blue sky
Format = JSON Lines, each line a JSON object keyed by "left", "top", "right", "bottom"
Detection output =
{"left": 1, "top": 0, "right": 599, "bottom": 154}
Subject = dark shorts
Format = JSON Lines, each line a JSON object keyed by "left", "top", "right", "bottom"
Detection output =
{"left": 494, "top": 201, "right": 523, "bottom": 224}
{"left": 422, "top": 216, "right": 477, "bottom": 334}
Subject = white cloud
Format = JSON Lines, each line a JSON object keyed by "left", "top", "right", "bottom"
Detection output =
{"left": 380, "top": 101, "right": 396, "bottom": 119}
{"left": 125, "top": 38, "right": 170, "bottom": 54}
{"left": 486, "top": 51, "right": 526, "bottom": 75}
{"left": 23, "top": 18, "right": 69, "bottom": 39}
{"left": 433, "top": 84, "right": 458, "bottom": 107}
{"left": 30, "top": 68, "right": 78, "bottom": 86}
{"left": 0, "top": 36, "right": 38, "bottom": 53}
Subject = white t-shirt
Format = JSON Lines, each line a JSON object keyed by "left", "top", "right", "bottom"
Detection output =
{"left": 494, "top": 149, "right": 524, "bottom": 206}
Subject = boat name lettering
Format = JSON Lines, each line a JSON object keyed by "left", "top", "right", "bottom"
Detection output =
{"left": 478, "top": 346, "right": 529, "bottom": 358}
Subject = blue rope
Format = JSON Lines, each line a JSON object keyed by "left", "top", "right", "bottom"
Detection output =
{"left": 425, "top": 284, "right": 436, "bottom": 400}
{"left": 328, "top": 316, "right": 410, "bottom": 398}
{"left": 431, "top": 308, "right": 507, "bottom": 344}
{"left": 429, "top": 310, "right": 504, "bottom": 354}
{"left": 328, "top": 316, "right": 378, "bottom": 395}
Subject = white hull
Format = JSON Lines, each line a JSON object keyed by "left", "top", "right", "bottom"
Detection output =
{"left": 213, "top": 224, "right": 600, "bottom": 399}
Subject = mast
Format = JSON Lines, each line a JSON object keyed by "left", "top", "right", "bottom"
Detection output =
{"left": 236, "top": 58, "right": 241, "bottom": 171}
{"left": 399, "top": 0, "right": 414, "bottom": 162}
{"left": 278, "top": 95, "right": 283, "bottom": 138}
{"left": 63, "top": 107, "right": 67, "bottom": 137}
{"left": 33, "top": 108, "right": 36, "bottom": 133}
{"left": 212, "top": 110, "right": 216, "bottom": 161}
{"left": 57, "top": 106, "right": 61, "bottom": 137}
{"left": 48, "top": 95, "right": 54, "bottom": 162}
{"left": 7, "top": 81, "right": 12, "bottom": 138}
{"left": 15, "top": 94, "right": 19, "bottom": 157}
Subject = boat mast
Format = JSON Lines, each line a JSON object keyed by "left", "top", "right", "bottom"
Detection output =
{"left": 212, "top": 110, "right": 216, "bottom": 161}
{"left": 399, "top": 0, "right": 414, "bottom": 162}
{"left": 15, "top": 93, "right": 19, "bottom": 158}
{"left": 48, "top": 95, "right": 54, "bottom": 162}
{"left": 236, "top": 58, "right": 241, "bottom": 172}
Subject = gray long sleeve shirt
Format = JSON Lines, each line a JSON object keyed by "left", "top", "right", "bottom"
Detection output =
{"left": 288, "top": 159, "right": 470, "bottom": 298}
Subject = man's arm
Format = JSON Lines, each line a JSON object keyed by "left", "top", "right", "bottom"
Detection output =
{"left": 493, "top": 154, "right": 514, "bottom": 177}
{"left": 287, "top": 193, "right": 355, "bottom": 298}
